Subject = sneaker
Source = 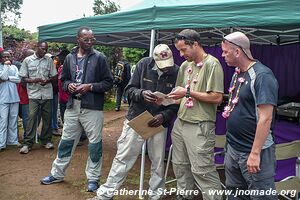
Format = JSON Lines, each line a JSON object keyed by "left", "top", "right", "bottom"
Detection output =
{"left": 86, "top": 196, "right": 100, "bottom": 200}
{"left": 44, "top": 142, "right": 54, "bottom": 149}
{"left": 40, "top": 174, "right": 63, "bottom": 185}
{"left": 19, "top": 145, "right": 31, "bottom": 154}
{"left": 176, "top": 195, "right": 192, "bottom": 200}
{"left": 87, "top": 181, "right": 99, "bottom": 192}
{"left": 17, "top": 142, "right": 22, "bottom": 148}
{"left": 115, "top": 107, "right": 120, "bottom": 112}
{"left": 52, "top": 129, "right": 61, "bottom": 136}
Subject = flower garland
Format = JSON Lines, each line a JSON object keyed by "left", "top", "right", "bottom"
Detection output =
{"left": 222, "top": 62, "right": 256, "bottom": 119}
{"left": 184, "top": 61, "right": 204, "bottom": 108}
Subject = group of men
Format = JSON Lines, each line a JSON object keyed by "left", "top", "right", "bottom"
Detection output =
{"left": 10, "top": 26, "right": 278, "bottom": 200}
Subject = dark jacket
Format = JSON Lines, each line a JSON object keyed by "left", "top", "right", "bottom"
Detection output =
{"left": 113, "top": 61, "right": 131, "bottom": 87}
{"left": 125, "top": 57, "right": 179, "bottom": 127}
{"left": 61, "top": 47, "right": 113, "bottom": 110}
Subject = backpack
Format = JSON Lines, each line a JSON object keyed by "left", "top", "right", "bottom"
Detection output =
{"left": 113, "top": 61, "right": 126, "bottom": 85}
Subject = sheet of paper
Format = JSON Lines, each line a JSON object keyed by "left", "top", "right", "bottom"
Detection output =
{"left": 153, "top": 91, "right": 176, "bottom": 106}
{"left": 127, "top": 111, "right": 164, "bottom": 139}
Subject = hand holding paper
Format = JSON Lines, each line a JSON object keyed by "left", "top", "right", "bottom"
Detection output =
{"left": 167, "top": 86, "right": 186, "bottom": 100}
{"left": 127, "top": 111, "right": 164, "bottom": 139}
{"left": 153, "top": 91, "right": 176, "bottom": 106}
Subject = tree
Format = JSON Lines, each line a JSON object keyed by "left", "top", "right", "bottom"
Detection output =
{"left": 93, "top": 0, "right": 121, "bottom": 68}
{"left": 123, "top": 47, "right": 146, "bottom": 65}
{"left": 1, "top": 0, "right": 23, "bottom": 18}
{"left": 93, "top": 0, "right": 120, "bottom": 15}
{"left": 1, "top": 0, "right": 23, "bottom": 47}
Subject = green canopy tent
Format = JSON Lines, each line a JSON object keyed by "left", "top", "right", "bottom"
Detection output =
{"left": 38, "top": 0, "right": 300, "bottom": 49}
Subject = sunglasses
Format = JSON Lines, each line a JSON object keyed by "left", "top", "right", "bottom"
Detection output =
{"left": 79, "top": 37, "right": 96, "bottom": 43}
{"left": 222, "top": 37, "right": 250, "bottom": 58}
{"left": 174, "top": 34, "right": 196, "bottom": 42}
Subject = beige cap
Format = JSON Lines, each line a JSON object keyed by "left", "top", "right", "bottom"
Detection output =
{"left": 223, "top": 32, "right": 255, "bottom": 61}
{"left": 153, "top": 44, "right": 174, "bottom": 69}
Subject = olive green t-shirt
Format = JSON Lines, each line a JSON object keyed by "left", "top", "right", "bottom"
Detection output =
{"left": 176, "top": 54, "right": 224, "bottom": 123}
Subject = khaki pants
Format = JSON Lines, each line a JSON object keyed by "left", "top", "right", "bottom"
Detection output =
{"left": 51, "top": 99, "right": 103, "bottom": 181}
{"left": 97, "top": 119, "right": 167, "bottom": 200}
{"left": 171, "top": 118, "right": 222, "bottom": 200}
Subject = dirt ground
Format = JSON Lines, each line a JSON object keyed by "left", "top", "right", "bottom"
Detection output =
{"left": 0, "top": 107, "right": 188, "bottom": 200}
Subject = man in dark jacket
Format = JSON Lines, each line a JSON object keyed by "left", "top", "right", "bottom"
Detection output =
{"left": 113, "top": 60, "right": 131, "bottom": 111}
{"left": 40, "top": 26, "right": 113, "bottom": 193}
{"left": 91, "top": 44, "right": 179, "bottom": 200}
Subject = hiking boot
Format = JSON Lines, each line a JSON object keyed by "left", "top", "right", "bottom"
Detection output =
{"left": 19, "top": 145, "right": 31, "bottom": 154}
{"left": 87, "top": 180, "right": 99, "bottom": 192}
{"left": 40, "top": 174, "right": 63, "bottom": 185}
{"left": 44, "top": 142, "right": 54, "bottom": 149}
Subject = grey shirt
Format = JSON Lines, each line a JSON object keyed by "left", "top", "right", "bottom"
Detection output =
{"left": 19, "top": 53, "right": 57, "bottom": 99}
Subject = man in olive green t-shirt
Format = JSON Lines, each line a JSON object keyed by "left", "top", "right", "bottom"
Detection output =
{"left": 168, "top": 29, "right": 224, "bottom": 200}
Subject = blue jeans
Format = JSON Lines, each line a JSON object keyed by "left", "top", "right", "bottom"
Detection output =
{"left": 225, "top": 144, "right": 277, "bottom": 200}
{"left": 21, "top": 104, "right": 29, "bottom": 138}
{"left": 52, "top": 94, "right": 58, "bottom": 130}
{"left": 115, "top": 85, "right": 126, "bottom": 109}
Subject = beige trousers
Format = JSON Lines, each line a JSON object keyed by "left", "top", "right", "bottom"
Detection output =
{"left": 171, "top": 118, "right": 222, "bottom": 200}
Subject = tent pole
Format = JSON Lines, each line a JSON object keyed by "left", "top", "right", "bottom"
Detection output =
{"left": 149, "top": 29, "right": 156, "bottom": 56}
{"left": 139, "top": 29, "right": 156, "bottom": 200}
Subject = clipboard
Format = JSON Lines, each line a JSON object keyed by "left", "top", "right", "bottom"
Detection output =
{"left": 127, "top": 111, "right": 164, "bottom": 139}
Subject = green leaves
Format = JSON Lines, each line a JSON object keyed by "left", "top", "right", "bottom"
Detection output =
{"left": 93, "top": 0, "right": 120, "bottom": 16}
{"left": 1, "top": 0, "right": 23, "bottom": 18}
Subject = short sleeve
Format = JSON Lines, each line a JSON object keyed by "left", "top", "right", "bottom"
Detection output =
{"left": 19, "top": 58, "right": 29, "bottom": 77}
{"left": 206, "top": 62, "right": 224, "bottom": 93}
{"left": 255, "top": 72, "right": 278, "bottom": 106}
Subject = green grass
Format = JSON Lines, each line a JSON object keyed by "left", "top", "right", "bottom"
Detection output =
{"left": 104, "top": 98, "right": 117, "bottom": 111}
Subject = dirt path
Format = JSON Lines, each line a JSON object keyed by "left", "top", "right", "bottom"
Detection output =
{"left": 0, "top": 109, "right": 130, "bottom": 200}
{"left": 0, "top": 109, "right": 202, "bottom": 200}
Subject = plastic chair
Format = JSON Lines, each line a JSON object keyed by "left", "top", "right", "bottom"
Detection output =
{"left": 275, "top": 140, "right": 300, "bottom": 199}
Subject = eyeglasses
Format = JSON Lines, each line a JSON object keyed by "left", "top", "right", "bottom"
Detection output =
{"left": 79, "top": 37, "right": 96, "bottom": 43}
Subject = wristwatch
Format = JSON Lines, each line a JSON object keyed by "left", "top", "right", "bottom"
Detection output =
{"left": 185, "top": 87, "right": 190, "bottom": 98}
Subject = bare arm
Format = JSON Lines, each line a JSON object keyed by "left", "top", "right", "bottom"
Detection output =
{"left": 247, "top": 104, "right": 274, "bottom": 174}
{"left": 190, "top": 90, "right": 223, "bottom": 104}
{"left": 167, "top": 86, "right": 223, "bottom": 104}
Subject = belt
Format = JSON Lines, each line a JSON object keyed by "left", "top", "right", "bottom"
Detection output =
{"left": 73, "top": 96, "right": 82, "bottom": 100}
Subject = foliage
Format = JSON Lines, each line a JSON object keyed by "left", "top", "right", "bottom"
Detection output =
{"left": 47, "top": 43, "right": 76, "bottom": 56}
{"left": 3, "top": 25, "right": 34, "bottom": 41}
{"left": 1, "top": 0, "right": 23, "bottom": 19}
{"left": 103, "top": 96, "right": 117, "bottom": 111}
{"left": 123, "top": 47, "right": 146, "bottom": 65}
{"left": 93, "top": 0, "right": 120, "bottom": 15}
{"left": 2, "top": 25, "right": 37, "bottom": 61}
{"left": 92, "top": 0, "right": 121, "bottom": 100}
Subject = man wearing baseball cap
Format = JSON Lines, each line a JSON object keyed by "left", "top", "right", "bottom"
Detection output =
{"left": 222, "top": 32, "right": 278, "bottom": 199}
{"left": 90, "top": 44, "right": 179, "bottom": 200}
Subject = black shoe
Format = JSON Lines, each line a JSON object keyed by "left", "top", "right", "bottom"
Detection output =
{"left": 115, "top": 107, "right": 120, "bottom": 112}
